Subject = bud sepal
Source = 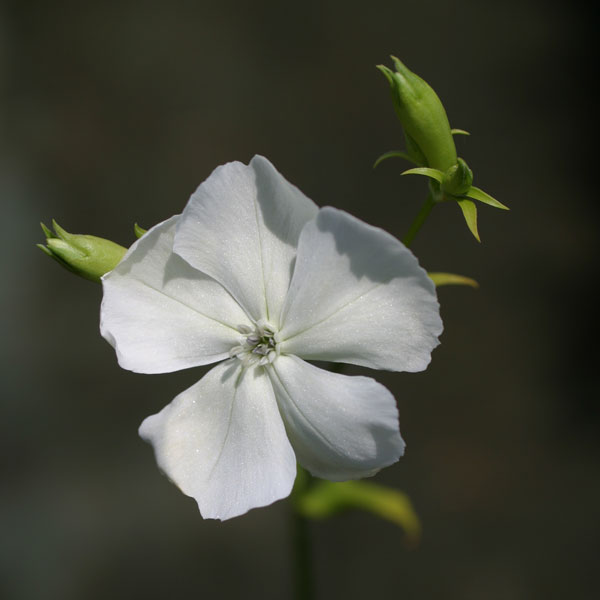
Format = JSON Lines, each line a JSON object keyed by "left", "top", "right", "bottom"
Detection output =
{"left": 457, "top": 199, "right": 480, "bottom": 242}
{"left": 400, "top": 158, "right": 508, "bottom": 241}
{"left": 401, "top": 166, "right": 444, "bottom": 184}
{"left": 373, "top": 150, "right": 421, "bottom": 169}
{"left": 460, "top": 186, "right": 509, "bottom": 210}
{"left": 428, "top": 272, "right": 479, "bottom": 288}
{"left": 442, "top": 158, "right": 473, "bottom": 196}
{"left": 134, "top": 223, "right": 147, "bottom": 239}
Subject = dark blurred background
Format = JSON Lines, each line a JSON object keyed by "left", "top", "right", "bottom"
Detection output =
{"left": 1, "top": 0, "right": 598, "bottom": 598}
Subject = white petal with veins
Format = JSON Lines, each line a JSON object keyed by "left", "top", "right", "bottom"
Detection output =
{"left": 139, "top": 360, "right": 297, "bottom": 520}
{"left": 279, "top": 207, "right": 443, "bottom": 372}
{"left": 174, "top": 156, "right": 318, "bottom": 325}
{"left": 267, "top": 355, "right": 405, "bottom": 480}
{"left": 101, "top": 217, "right": 252, "bottom": 374}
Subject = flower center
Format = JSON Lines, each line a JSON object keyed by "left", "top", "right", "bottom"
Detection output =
{"left": 229, "top": 320, "right": 280, "bottom": 367}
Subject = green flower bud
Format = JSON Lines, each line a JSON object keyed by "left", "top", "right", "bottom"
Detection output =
{"left": 442, "top": 158, "right": 473, "bottom": 196}
{"left": 377, "top": 57, "right": 457, "bottom": 171}
{"left": 38, "top": 220, "right": 126, "bottom": 283}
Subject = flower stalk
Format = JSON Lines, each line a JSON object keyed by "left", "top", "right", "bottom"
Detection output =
{"left": 402, "top": 191, "right": 435, "bottom": 248}
{"left": 291, "top": 467, "right": 315, "bottom": 600}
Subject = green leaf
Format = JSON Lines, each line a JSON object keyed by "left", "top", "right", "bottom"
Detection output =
{"left": 295, "top": 480, "right": 421, "bottom": 544}
{"left": 464, "top": 186, "right": 509, "bottom": 210}
{"left": 428, "top": 272, "right": 479, "bottom": 288}
{"left": 373, "top": 150, "right": 419, "bottom": 169}
{"left": 451, "top": 128, "right": 470, "bottom": 136}
{"left": 134, "top": 223, "right": 147, "bottom": 239}
{"left": 401, "top": 167, "right": 444, "bottom": 183}
{"left": 457, "top": 199, "right": 480, "bottom": 242}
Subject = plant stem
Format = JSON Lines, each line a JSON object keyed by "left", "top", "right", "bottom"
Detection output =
{"left": 402, "top": 192, "right": 435, "bottom": 248}
{"left": 291, "top": 466, "right": 315, "bottom": 600}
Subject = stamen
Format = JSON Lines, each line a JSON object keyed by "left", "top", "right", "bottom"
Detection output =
{"left": 230, "top": 321, "right": 279, "bottom": 367}
{"left": 228, "top": 345, "right": 244, "bottom": 358}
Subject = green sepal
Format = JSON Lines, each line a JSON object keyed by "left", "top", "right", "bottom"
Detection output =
{"left": 36, "top": 243, "right": 54, "bottom": 257}
{"left": 37, "top": 237, "right": 83, "bottom": 277}
{"left": 464, "top": 186, "right": 509, "bottom": 210}
{"left": 134, "top": 223, "right": 147, "bottom": 238}
{"left": 442, "top": 158, "right": 473, "bottom": 196}
{"left": 376, "top": 63, "right": 394, "bottom": 85}
{"left": 373, "top": 150, "right": 420, "bottom": 169}
{"left": 40, "top": 222, "right": 56, "bottom": 239}
{"left": 451, "top": 128, "right": 470, "bottom": 136}
{"left": 401, "top": 167, "right": 444, "bottom": 184}
{"left": 457, "top": 199, "right": 480, "bottom": 242}
{"left": 295, "top": 480, "right": 421, "bottom": 544}
{"left": 39, "top": 221, "right": 127, "bottom": 283}
{"left": 37, "top": 242, "right": 80, "bottom": 278}
{"left": 428, "top": 272, "right": 479, "bottom": 288}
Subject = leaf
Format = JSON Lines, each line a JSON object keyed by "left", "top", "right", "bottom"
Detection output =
{"left": 457, "top": 199, "right": 480, "bottom": 242}
{"left": 295, "top": 480, "right": 421, "bottom": 545}
{"left": 451, "top": 128, "right": 470, "bottom": 136}
{"left": 134, "top": 223, "right": 147, "bottom": 239}
{"left": 373, "top": 150, "right": 419, "bottom": 169}
{"left": 464, "top": 186, "right": 509, "bottom": 210}
{"left": 428, "top": 272, "right": 479, "bottom": 288}
{"left": 401, "top": 167, "right": 444, "bottom": 183}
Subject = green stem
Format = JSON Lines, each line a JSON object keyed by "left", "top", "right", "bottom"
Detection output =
{"left": 402, "top": 192, "right": 435, "bottom": 248}
{"left": 291, "top": 466, "right": 315, "bottom": 600}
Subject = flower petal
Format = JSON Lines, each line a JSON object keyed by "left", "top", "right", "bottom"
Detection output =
{"left": 267, "top": 355, "right": 404, "bottom": 480}
{"left": 101, "top": 217, "right": 252, "bottom": 374}
{"left": 279, "top": 208, "right": 443, "bottom": 372}
{"left": 139, "top": 360, "right": 297, "bottom": 520}
{"left": 174, "top": 156, "right": 318, "bottom": 326}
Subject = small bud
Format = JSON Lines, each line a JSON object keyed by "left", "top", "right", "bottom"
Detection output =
{"left": 38, "top": 220, "right": 126, "bottom": 283}
{"left": 377, "top": 57, "right": 457, "bottom": 171}
{"left": 442, "top": 158, "right": 473, "bottom": 196}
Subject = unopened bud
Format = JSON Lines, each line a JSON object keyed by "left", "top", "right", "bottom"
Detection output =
{"left": 377, "top": 57, "right": 457, "bottom": 171}
{"left": 38, "top": 220, "right": 126, "bottom": 283}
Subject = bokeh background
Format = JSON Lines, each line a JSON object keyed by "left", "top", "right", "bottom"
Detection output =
{"left": 1, "top": 0, "right": 598, "bottom": 598}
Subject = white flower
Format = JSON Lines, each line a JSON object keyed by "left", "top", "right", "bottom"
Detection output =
{"left": 100, "top": 156, "right": 443, "bottom": 520}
